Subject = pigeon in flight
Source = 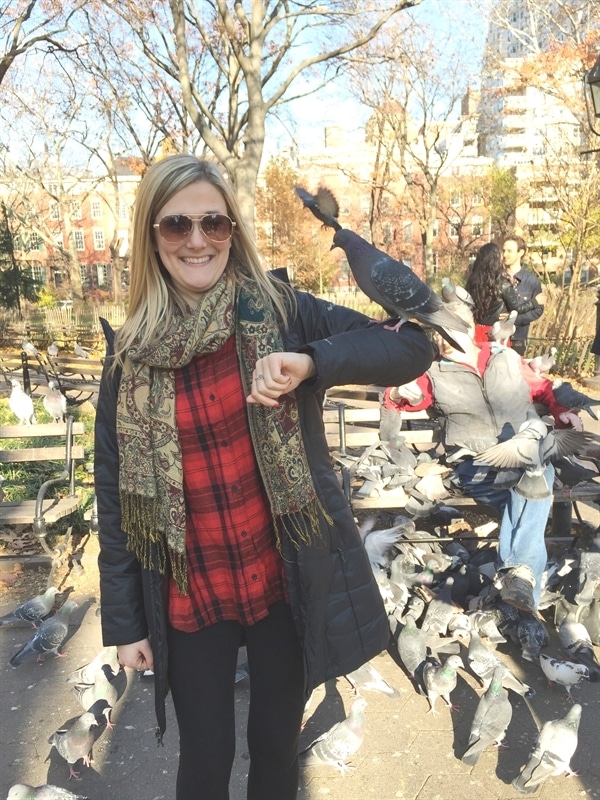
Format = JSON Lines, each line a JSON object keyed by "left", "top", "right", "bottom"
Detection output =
{"left": 43, "top": 381, "right": 67, "bottom": 423}
{"left": 539, "top": 653, "right": 589, "bottom": 701}
{"left": 461, "top": 665, "right": 513, "bottom": 766}
{"left": 7, "top": 784, "right": 89, "bottom": 799}
{"left": 9, "top": 600, "right": 78, "bottom": 666}
{"left": 473, "top": 416, "right": 586, "bottom": 500}
{"left": 49, "top": 710, "right": 98, "bottom": 780}
{"left": 488, "top": 310, "right": 518, "bottom": 346}
{"left": 551, "top": 380, "right": 598, "bottom": 421}
{"left": 299, "top": 695, "right": 368, "bottom": 773}
{"left": 511, "top": 704, "right": 581, "bottom": 794}
{"left": 0, "top": 586, "right": 59, "bottom": 627}
{"left": 8, "top": 379, "right": 36, "bottom": 425}
{"left": 295, "top": 185, "right": 471, "bottom": 351}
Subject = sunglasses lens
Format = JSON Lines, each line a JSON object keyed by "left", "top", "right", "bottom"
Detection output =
{"left": 159, "top": 215, "right": 193, "bottom": 242}
{"left": 200, "top": 214, "right": 233, "bottom": 241}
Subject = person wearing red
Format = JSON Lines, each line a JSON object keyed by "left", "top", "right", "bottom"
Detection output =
{"left": 383, "top": 300, "right": 580, "bottom": 614}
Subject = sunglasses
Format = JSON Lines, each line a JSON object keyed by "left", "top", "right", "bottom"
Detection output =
{"left": 153, "top": 213, "right": 236, "bottom": 243}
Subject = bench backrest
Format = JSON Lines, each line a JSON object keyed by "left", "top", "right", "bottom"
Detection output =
{"left": 323, "top": 402, "right": 441, "bottom": 451}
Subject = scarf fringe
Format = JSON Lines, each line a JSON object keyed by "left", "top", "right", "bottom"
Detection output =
{"left": 121, "top": 492, "right": 189, "bottom": 595}
{"left": 273, "top": 498, "right": 332, "bottom": 553}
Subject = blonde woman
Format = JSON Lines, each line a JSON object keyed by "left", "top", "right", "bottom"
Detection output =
{"left": 95, "top": 154, "right": 433, "bottom": 800}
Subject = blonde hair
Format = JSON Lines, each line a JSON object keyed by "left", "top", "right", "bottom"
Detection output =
{"left": 113, "top": 154, "right": 293, "bottom": 364}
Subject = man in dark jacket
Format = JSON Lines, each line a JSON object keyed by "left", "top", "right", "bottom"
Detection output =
{"left": 502, "top": 235, "right": 544, "bottom": 356}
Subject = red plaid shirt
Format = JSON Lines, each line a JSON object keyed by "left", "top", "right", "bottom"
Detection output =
{"left": 168, "top": 335, "right": 287, "bottom": 632}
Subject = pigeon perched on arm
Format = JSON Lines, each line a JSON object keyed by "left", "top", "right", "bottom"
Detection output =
{"left": 299, "top": 696, "right": 368, "bottom": 774}
{"left": 551, "top": 380, "right": 599, "bottom": 421}
{"left": 49, "top": 711, "right": 98, "bottom": 780}
{"left": 43, "top": 381, "right": 67, "bottom": 423}
{"left": 7, "top": 784, "right": 89, "bottom": 800}
{"left": 511, "top": 704, "right": 581, "bottom": 794}
{"left": 295, "top": 185, "right": 471, "bottom": 351}
{"left": 9, "top": 600, "right": 78, "bottom": 666}
{"left": 8, "top": 379, "right": 36, "bottom": 425}
{"left": 473, "top": 417, "right": 586, "bottom": 500}
{"left": 0, "top": 586, "right": 59, "bottom": 627}
{"left": 461, "top": 665, "right": 513, "bottom": 766}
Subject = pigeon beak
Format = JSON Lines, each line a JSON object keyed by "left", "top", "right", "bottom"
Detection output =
{"left": 330, "top": 242, "right": 339, "bottom": 251}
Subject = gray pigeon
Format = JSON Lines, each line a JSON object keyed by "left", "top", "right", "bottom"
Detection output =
{"left": 47, "top": 341, "right": 60, "bottom": 358}
{"left": 440, "top": 278, "right": 474, "bottom": 308}
{"left": 488, "top": 310, "right": 518, "bottom": 346}
{"left": 71, "top": 663, "right": 119, "bottom": 725}
{"left": 526, "top": 346, "right": 557, "bottom": 376}
{"left": 43, "top": 381, "right": 67, "bottom": 423}
{"left": 74, "top": 342, "right": 90, "bottom": 359}
{"left": 539, "top": 653, "right": 589, "bottom": 701}
{"left": 421, "top": 576, "right": 457, "bottom": 635}
{"left": 49, "top": 711, "right": 98, "bottom": 779}
{"left": 395, "top": 610, "right": 428, "bottom": 681}
{"left": 466, "top": 630, "right": 535, "bottom": 697}
{"left": 422, "top": 654, "right": 463, "bottom": 714}
{"left": 299, "top": 696, "right": 368, "bottom": 773}
{"left": 512, "top": 704, "right": 581, "bottom": 794}
{"left": 9, "top": 600, "right": 78, "bottom": 666}
{"left": 344, "top": 660, "right": 401, "bottom": 698}
{"left": 558, "top": 611, "right": 600, "bottom": 679}
{"left": 360, "top": 517, "right": 412, "bottom": 572}
{"left": 21, "top": 339, "right": 39, "bottom": 357}
{"left": 575, "top": 546, "right": 600, "bottom": 606}
{"left": 66, "top": 645, "right": 120, "bottom": 684}
{"left": 551, "top": 380, "right": 598, "bottom": 420}
{"left": 0, "top": 586, "right": 59, "bottom": 627}
{"left": 7, "top": 784, "right": 89, "bottom": 800}
{"left": 8, "top": 379, "right": 36, "bottom": 425}
{"left": 473, "top": 417, "right": 586, "bottom": 500}
{"left": 517, "top": 613, "right": 549, "bottom": 662}
{"left": 461, "top": 665, "right": 513, "bottom": 766}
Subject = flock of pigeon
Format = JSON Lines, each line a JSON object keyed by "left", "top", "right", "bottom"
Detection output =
{"left": 2, "top": 585, "right": 122, "bottom": 800}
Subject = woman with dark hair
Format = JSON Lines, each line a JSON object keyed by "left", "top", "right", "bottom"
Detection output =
{"left": 94, "top": 154, "right": 433, "bottom": 800}
{"left": 465, "top": 242, "right": 544, "bottom": 347}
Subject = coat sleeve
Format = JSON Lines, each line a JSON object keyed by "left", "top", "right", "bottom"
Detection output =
{"left": 94, "top": 325, "right": 149, "bottom": 647}
{"left": 512, "top": 272, "right": 544, "bottom": 329}
{"left": 500, "top": 278, "right": 539, "bottom": 317}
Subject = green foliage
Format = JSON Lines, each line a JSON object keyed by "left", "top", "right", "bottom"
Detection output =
{"left": 488, "top": 166, "right": 517, "bottom": 237}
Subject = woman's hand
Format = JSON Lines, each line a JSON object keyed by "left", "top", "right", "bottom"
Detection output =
{"left": 247, "top": 352, "right": 316, "bottom": 407}
{"left": 117, "top": 638, "right": 154, "bottom": 672}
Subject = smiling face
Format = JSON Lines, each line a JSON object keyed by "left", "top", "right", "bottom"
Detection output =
{"left": 502, "top": 240, "right": 523, "bottom": 274}
{"left": 154, "top": 180, "right": 232, "bottom": 306}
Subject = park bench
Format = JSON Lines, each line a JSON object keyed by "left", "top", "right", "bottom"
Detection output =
{"left": 323, "top": 386, "right": 600, "bottom": 535}
{"left": 0, "top": 350, "right": 103, "bottom": 405}
{"left": 0, "top": 416, "right": 94, "bottom": 582}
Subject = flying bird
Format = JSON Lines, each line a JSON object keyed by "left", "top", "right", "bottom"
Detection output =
{"left": 43, "top": 381, "right": 67, "bottom": 423}
{"left": 9, "top": 600, "right": 78, "bottom": 667}
{"left": 8, "top": 379, "right": 36, "bottom": 425}
{"left": 294, "top": 185, "right": 341, "bottom": 229}
{"left": 511, "top": 704, "right": 581, "bottom": 794}
{"left": 461, "top": 665, "right": 513, "bottom": 766}
{"left": 7, "top": 784, "right": 89, "bottom": 800}
{"left": 49, "top": 711, "right": 98, "bottom": 780}
{"left": 488, "top": 310, "right": 518, "bottom": 346}
{"left": 295, "top": 185, "right": 471, "bottom": 351}
{"left": 473, "top": 416, "right": 586, "bottom": 500}
{"left": 0, "top": 586, "right": 59, "bottom": 627}
{"left": 526, "top": 346, "right": 557, "bottom": 376}
{"left": 299, "top": 695, "right": 368, "bottom": 773}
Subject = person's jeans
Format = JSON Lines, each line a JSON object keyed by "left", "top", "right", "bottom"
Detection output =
{"left": 452, "top": 460, "right": 554, "bottom": 606}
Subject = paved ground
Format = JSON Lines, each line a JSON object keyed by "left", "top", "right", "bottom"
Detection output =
{"left": 1, "top": 528, "right": 599, "bottom": 800}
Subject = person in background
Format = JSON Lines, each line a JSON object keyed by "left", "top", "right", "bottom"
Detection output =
{"left": 502, "top": 235, "right": 545, "bottom": 356}
{"left": 94, "top": 154, "right": 434, "bottom": 800}
{"left": 383, "top": 300, "right": 581, "bottom": 616}
{"left": 465, "top": 242, "right": 544, "bottom": 347}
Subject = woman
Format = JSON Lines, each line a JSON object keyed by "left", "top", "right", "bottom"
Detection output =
{"left": 465, "top": 242, "right": 544, "bottom": 346}
{"left": 94, "top": 154, "right": 433, "bottom": 800}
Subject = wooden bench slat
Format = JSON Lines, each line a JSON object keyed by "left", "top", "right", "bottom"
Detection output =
{"left": 0, "top": 444, "right": 85, "bottom": 463}
{"left": 0, "top": 497, "right": 82, "bottom": 525}
{"left": 0, "top": 423, "right": 85, "bottom": 437}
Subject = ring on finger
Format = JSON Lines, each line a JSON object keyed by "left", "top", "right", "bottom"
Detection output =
{"left": 257, "top": 374, "right": 264, "bottom": 381}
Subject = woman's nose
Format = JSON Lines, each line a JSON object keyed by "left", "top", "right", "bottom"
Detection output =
{"left": 187, "top": 221, "right": 209, "bottom": 246}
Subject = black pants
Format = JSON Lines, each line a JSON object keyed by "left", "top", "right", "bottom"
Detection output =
{"left": 511, "top": 338, "right": 527, "bottom": 356}
{"left": 168, "top": 602, "right": 305, "bottom": 800}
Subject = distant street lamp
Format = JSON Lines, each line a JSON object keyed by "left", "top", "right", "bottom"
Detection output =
{"left": 586, "top": 53, "right": 600, "bottom": 133}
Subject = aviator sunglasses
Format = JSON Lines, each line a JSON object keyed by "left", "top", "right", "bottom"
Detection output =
{"left": 153, "top": 212, "right": 236, "bottom": 243}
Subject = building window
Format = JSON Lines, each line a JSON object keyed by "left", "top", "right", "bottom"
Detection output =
{"left": 80, "top": 263, "right": 91, "bottom": 290}
{"left": 29, "top": 263, "right": 46, "bottom": 284}
{"left": 450, "top": 192, "right": 462, "bottom": 206}
{"left": 73, "top": 229, "right": 85, "bottom": 251}
{"left": 118, "top": 200, "right": 129, "bottom": 221}
{"left": 49, "top": 202, "right": 60, "bottom": 221}
{"left": 93, "top": 228, "right": 105, "bottom": 251}
{"left": 450, "top": 218, "right": 461, "bottom": 238}
{"left": 402, "top": 221, "right": 413, "bottom": 244}
{"left": 55, "top": 234, "right": 63, "bottom": 250}
{"left": 95, "top": 262, "right": 110, "bottom": 287}
{"left": 472, "top": 192, "right": 482, "bottom": 206}
{"left": 472, "top": 216, "right": 483, "bottom": 237}
{"left": 91, "top": 198, "right": 103, "bottom": 220}
{"left": 70, "top": 200, "right": 82, "bottom": 220}
{"left": 28, "top": 232, "right": 42, "bottom": 251}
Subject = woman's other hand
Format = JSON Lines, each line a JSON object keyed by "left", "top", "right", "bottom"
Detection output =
{"left": 247, "top": 352, "right": 316, "bottom": 407}
{"left": 118, "top": 639, "right": 154, "bottom": 672}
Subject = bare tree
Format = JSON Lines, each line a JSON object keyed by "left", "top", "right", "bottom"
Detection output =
{"left": 95, "top": 0, "right": 423, "bottom": 223}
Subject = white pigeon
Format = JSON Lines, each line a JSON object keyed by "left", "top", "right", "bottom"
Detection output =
{"left": 539, "top": 653, "right": 589, "bottom": 701}
{"left": 473, "top": 416, "right": 585, "bottom": 500}
{"left": 512, "top": 704, "right": 582, "bottom": 793}
{"left": 8, "top": 379, "right": 36, "bottom": 425}
{"left": 66, "top": 645, "right": 121, "bottom": 685}
{"left": 74, "top": 342, "right": 90, "bottom": 359}
{"left": 488, "top": 310, "right": 518, "bottom": 346}
{"left": 7, "top": 784, "right": 89, "bottom": 800}
{"left": 43, "top": 381, "right": 67, "bottom": 423}
{"left": 47, "top": 341, "right": 60, "bottom": 358}
{"left": 299, "top": 696, "right": 368, "bottom": 773}
{"left": 526, "top": 346, "right": 557, "bottom": 376}
{"left": 21, "top": 338, "right": 39, "bottom": 357}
